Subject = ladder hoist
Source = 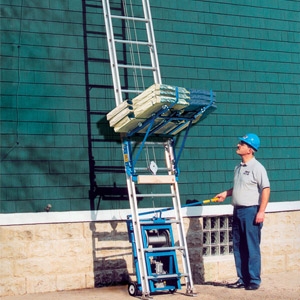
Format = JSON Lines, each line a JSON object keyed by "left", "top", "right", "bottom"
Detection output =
{"left": 100, "top": 0, "right": 216, "bottom": 298}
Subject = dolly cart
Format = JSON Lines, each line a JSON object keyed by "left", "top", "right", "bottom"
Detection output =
{"left": 127, "top": 214, "right": 181, "bottom": 297}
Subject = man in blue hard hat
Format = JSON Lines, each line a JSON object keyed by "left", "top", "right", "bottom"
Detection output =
{"left": 215, "top": 133, "right": 270, "bottom": 291}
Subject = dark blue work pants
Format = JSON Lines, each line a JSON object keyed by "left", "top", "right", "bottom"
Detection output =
{"left": 232, "top": 206, "right": 262, "bottom": 286}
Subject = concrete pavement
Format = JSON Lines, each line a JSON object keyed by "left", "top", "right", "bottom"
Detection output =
{"left": 2, "top": 271, "right": 299, "bottom": 300}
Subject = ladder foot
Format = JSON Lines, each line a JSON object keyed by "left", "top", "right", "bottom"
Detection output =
{"left": 186, "top": 293, "right": 197, "bottom": 297}
{"left": 185, "top": 287, "right": 197, "bottom": 297}
{"left": 141, "top": 293, "right": 153, "bottom": 300}
{"left": 185, "top": 292, "right": 197, "bottom": 297}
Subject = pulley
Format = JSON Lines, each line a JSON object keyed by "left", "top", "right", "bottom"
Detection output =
{"left": 146, "top": 229, "right": 170, "bottom": 248}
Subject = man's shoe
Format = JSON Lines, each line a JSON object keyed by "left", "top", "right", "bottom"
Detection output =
{"left": 245, "top": 283, "right": 260, "bottom": 290}
{"left": 227, "top": 281, "right": 245, "bottom": 289}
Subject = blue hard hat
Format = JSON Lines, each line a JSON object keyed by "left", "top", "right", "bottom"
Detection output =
{"left": 239, "top": 133, "right": 260, "bottom": 151}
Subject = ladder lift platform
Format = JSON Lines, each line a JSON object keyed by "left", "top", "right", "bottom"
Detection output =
{"left": 123, "top": 138, "right": 196, "bottom": 299}
{"left": 100, "top": 0, "right": 217, "bottom": 298}
{"left": 126, "top": 216, "right": 183, "bottom": 297}
{"left": 126, "top": 197, "right": 219, "bottom": 298}
{"left": 107, "top": 83, "right": 216, "bottom": 137}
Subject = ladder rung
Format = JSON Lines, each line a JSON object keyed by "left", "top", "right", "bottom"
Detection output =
{"left": 121, "top": 88, "right": 144, "bottom": 94}
{"left": 115, "top": 39, "right": 151, "bottom": 46}
{"left": 111, "top": 15, "right": 149, "bottom": 23}
{"left": 148, "top": 273, "right": 188, "bottom": 280}
{"left": 135, "top": 167, "right": 170, "bottom": 171}
{"left": 136, "top": 193, "right": 175, "bottom": 198}
{"left": 138, "top": 175, "right": 176, "bottom": 184}
{"left": 144, "top": 246, "right": 185, "bottom": 252}
{"left": 139, "top": 219, "right": 182, "bottom": 225}
{"left": 118, "top": 64, "right": 156, "bottom": 70}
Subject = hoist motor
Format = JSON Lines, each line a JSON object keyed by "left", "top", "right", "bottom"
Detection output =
{"left": 126, "top": 217, "right": 181, "bottom": 297}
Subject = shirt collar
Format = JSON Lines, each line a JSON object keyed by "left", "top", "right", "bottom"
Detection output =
{"left": 240, "top": 157, "right": 256, "bottom": 167}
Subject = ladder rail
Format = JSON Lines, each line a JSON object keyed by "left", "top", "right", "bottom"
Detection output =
{"left": 165, "top": 140, "right": 195, "bottom": 293}
{"left": 126, "top": 175, "right": 151, "bottom": 296}
{"left": 142, "top": 0, "right": 161, "bottom": 84}
{"left": 102, "top": 0, "right": 123, "bottom": 106}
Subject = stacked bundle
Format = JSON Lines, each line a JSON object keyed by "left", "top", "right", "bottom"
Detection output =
{"left": 156, "top": 89, "right": 218, "bottom": 135}
{"left": 107, "top": 84, "right": 190, "bottom": 133}
{"left": 184, "top": 89, "right": 217, "bottom": 120}
{"left": 106, "top": 84, "right": 217, "bottom": 135}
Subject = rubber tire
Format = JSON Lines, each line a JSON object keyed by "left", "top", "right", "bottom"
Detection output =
{"left": 128, "top": 282, "right": 137, "bottom": 297}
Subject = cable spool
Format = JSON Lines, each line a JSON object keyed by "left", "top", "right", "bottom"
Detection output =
{"left": 146, "top": 229, "right": 171, "bottom": 247}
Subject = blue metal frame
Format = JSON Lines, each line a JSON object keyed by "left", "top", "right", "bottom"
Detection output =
{"left": 121, "top": 88, "right": 215, "bottom": 181}
{"left": 127, "top": 217, "right": 181, "bottom": 294}
{"left": 124, "top": 89, "right": 216, "bottom": 295}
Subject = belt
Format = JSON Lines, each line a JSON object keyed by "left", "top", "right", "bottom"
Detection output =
{"left": 234, "top": 205, "right": 258, "bottom": 209}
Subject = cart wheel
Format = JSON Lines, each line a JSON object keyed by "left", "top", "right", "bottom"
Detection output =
{"left": 128, "top": 282, "right": 137, "bottom": 297}
{"left": 169, "top": 288, "right": 177, "bottom": 294}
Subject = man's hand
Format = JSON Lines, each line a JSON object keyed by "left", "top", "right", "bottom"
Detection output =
{"left": 256, "top": 187, "right": 270, "bottom": 223}
{"left": 255, "top": 211, "right": 265, "bottom": 223}
{"left": 214, "top": 191, "right": 228, "bottom": 202}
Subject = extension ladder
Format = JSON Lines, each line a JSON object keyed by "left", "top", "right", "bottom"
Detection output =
{"left": 101, "top": 0, "right": 195, "bottom": 298}
{"left": 102, "top": 0, "right": 161, "bottom": 106}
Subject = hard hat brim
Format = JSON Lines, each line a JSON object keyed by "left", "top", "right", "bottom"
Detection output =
{"left": 238, "top": 136, "right": 258, "bottom": 151}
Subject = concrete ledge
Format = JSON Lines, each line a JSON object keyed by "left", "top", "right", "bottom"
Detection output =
{"left": 1, "top": 201, "right": 299, "bottom": 226}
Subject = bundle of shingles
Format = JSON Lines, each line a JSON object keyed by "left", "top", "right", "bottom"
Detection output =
{"left": 106, "top": 84, "right": 216, "bottom": 135}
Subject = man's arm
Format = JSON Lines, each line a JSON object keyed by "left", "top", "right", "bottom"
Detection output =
{"left": 214, "top": 188, "right": 233, "bottom": 202}
{"left": 256, "top": 187, "right": 271, "bottom": 223}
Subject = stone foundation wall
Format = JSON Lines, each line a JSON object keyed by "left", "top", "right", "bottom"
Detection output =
{"left": 1, "top": 210, "right": 299, "bottom": 297}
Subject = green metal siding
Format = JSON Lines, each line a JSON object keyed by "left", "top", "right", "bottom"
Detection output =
{"left": 1, "top": 1, "right": 299, "bottom": 213}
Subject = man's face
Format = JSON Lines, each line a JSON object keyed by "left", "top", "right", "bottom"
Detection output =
{"left": 236, "top": 141, "right": 253, "bottom": 156}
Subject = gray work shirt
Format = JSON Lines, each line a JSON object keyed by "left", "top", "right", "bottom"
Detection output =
{"left": 232, "top": 157, "right": 270, "bottom": 206}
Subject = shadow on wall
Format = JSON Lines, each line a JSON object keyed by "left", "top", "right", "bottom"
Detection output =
{"left": 185, "top": 200, "right": 205, "bottom": 284}
{"left": 88, "top": 202, "right": 205, "bottom": 287}
{"left": 186, "top": 217, "right": 205, "bottom": 284}
{"left": 89, "top": 221, "right": 132, "bottom": 287}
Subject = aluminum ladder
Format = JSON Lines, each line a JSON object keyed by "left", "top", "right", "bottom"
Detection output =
{"left": 101, "top": 0, "right": 195, "bottom": 298}
{"left": 102, "top": 0, "right": 161, "bottom": 106}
